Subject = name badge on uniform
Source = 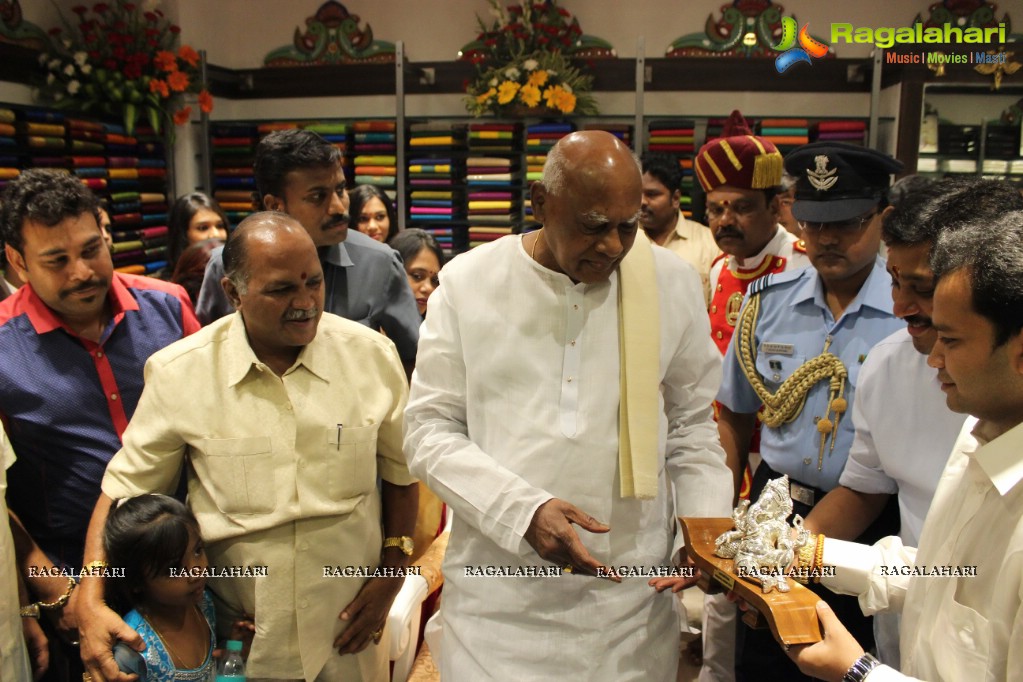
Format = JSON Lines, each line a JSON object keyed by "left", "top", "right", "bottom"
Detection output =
{"left": 762, "top": 342, "right": 795, "bottom": 356}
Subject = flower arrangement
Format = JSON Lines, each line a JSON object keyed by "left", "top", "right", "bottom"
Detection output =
{"left": 37, "top": 0, "right": 212, "bottom": 135}
{"left": 462, "top": 1, "right": 599, "bottom": 118}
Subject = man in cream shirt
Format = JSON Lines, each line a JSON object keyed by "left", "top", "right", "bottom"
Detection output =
{"left": 789, "top": 210, "right": 1023, "bottom": 681}
{"left": 405, "top": 131, "right": 732, "bottom": 680}
{"left": 78, "top": 213, "right": 417, "bottom": 682}
{"left": 640, "top": 152, "right": 720, "bottom": 305}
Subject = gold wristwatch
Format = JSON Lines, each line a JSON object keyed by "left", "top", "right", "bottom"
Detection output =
{"left": 382, "top": 536, "right": 414, "bottom": 556}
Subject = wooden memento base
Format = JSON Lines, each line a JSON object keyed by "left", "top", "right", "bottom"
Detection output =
{"left": 680, "top": 517, "right": 823, "bottom": 647}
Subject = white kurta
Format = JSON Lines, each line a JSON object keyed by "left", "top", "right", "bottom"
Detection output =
{"left": 823, "top": 417, "right": 1023, "bottom": 681}
{"left": 405, "top": 235, "right": 732, "bottom": 680}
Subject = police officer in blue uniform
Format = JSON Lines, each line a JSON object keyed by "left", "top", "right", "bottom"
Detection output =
{"left": 716, "top": 142, "right": 905, "bottom": 681}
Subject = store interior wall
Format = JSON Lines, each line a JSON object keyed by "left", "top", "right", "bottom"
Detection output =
{"left": 13, "top": 0, "right": 1016, "bottom": 194}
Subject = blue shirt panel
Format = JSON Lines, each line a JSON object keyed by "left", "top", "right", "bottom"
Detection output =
{"left": 1, "top": 286, "right": 190, "bottom": 568}
{"left": 717, "top": 257, "right": 903, "bottom": 491}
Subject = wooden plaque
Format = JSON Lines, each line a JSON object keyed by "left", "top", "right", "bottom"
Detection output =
{"left": 680, "top": 517, "right": 823, "bottom": 647}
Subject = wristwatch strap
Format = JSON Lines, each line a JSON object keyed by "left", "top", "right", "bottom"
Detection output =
{"left": 842, "top": 652, "right": 881, "bottom": 682}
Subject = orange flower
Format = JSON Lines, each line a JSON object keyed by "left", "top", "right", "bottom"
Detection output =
{"left": 178, "top": 45, "right": 199, "bottom": 67}
{"left": 173, "top": 106, "right": 192, "bottom": 125}
{"left": 166, "top": 70, "right": 190, "bottom": 92}
{"left": 154, "top": 50, "right": 178, "bottom": 72}
{"left": 198, "top": 89, "right": 213, "bottom": 114}
{"left": 148, "top": 78, "right": 169, "bottom": 98}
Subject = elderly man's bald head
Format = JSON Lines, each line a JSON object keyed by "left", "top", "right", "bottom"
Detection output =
{"left": 541, "top": 131, "right": 642, "bottom": 197}
{"left": 223, "top": 211, "right": 312, "bottom": 294}
{"left": 529, "top": 131, "right": 644, "bottom": 284}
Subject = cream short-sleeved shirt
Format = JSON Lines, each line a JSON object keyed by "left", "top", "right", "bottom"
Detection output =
{"left": 104, "top": 313, "right": 414, "bottom": 680}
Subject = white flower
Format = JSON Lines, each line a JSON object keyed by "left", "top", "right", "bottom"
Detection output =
{"left": 38, "top": 52, "right": 48, "bottom": 65}
{"left": 68, "top": 80, "right": 81, "bottom": 94}
{"left": 547, "top": 69, "right": 558, "bottom": 77}
{"left": 80, "top": 64, "right": 92, "bottom": 75}
{"left": 47, "top": 58, "right": 61, "bottom": 70}
{"left": 489, "top": 77, "right": 498, "bottom": 87}
{"left": 62, "top": 39, "right": 72, "bottom": 49}
{"left": 504, "top": 67, "right": 520, "bottom": 80}
{"left": 523, "top": 58, "right": 538, "bottom": 71}
{"left": 562, "top": 83, "right": 573, "bottom": 93}
{"left": 46, "top": 73, "right": 55, "bottom": 85}
{"left": 53, "top": 92, "right": 64, "bottom": 102}
{"left": 73, "top": 51, "right": 88, "bottom": 66}
{"left": 63, "top": 64, "right": 75, "bottom": 76}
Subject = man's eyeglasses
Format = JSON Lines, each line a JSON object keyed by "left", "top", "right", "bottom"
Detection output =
{"left": 798, "top": 211, "right": 877, "bottom": 235}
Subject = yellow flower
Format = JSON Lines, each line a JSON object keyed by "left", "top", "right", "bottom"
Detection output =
{"left": 519, "top": 83, "right": 541, "bottom": 108}
{"left": 476, "top": 87, "right": 497, "bottom": 104}
{"left": 554, "top": 90, "right": 577, "bottom": 113}
{"left": 543, "top": 84, "right": 564, "bottom": 108}
{"left": 497, "top": 80, "right": 521, "bottom": 105}
{"left": 527, "top": 69, "right": 549, "bottom": 87}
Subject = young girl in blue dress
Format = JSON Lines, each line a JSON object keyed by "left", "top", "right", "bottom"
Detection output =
{"left": 105, "top": 494, "right": 220, "bottom": 681}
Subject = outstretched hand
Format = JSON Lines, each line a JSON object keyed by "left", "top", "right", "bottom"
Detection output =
{"left": 524, "top": 499, "right": 619, "bottom": 581}
{"left": 786, "top": 601, "right": 864, "bottom": 682}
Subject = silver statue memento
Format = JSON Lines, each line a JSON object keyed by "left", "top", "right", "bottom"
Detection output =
{"left": 714, "top": 475, "right": 809, "bottom": 593}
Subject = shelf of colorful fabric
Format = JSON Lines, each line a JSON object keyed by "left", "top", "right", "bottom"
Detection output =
{"left": 105, "top": 125, "right": 154, "bottom": 275}
{"left": 647, "top": 119, "right": 695, "bottom": 155}
{"left": 407, "top": 121, "right": 466, "bottom": 255}
{"left": 810, "top": 120, "right": 867, "bottom": 146}
{"left": 353, "top": 120, "right": 397, "bottom": 193}
{"left": 0, "top": 107, "right": 17, "bottom": 189}
{"left": 211, "top": 123, "right": 259, "bottom": 224}
{"left": 758, "top": 118, "right": 809, "bottom": 154}
{"left": 524, "top": 121, "right": 574, "bottom": 227}
{"left": 582, "top": 121, "right": 633, "bottom": 150}
{"left": 648, "top": 119, "right": 699, "bottom": 220}
{"left": 467, "top": 122, "right": 522, "bottom": 250}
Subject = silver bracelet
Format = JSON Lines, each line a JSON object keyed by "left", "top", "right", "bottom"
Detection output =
{"left": 842, "top": 652, "right": 881, "bottom": 682}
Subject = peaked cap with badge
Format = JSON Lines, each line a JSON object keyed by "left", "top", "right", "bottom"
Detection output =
{"left": 784, "top": 142, "right": 904, "bottom": 223}
{"left": 695, "top": 110, "right": 784, "bottom": 192}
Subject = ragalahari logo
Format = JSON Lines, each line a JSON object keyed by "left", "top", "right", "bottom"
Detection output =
{"left": 773, "top": 17, "right": 830, "bottom": 73}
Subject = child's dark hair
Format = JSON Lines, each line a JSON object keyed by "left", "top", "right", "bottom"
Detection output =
{"left": 103, "top": 494, "right": 200, "bottom": 613}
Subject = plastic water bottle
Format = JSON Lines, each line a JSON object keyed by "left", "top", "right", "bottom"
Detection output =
{"left": 216, "top": 640, "right": 246, "bottom": 681}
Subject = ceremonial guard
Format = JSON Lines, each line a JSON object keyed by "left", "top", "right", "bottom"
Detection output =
{"left": 696, "top": 110, "right": 810, "bottom": 356}
{"left": 692, "top": 110, "right": 810, "bottom": 682}
{"left": 716, "top": 143, "right": 905, "bottom": 681}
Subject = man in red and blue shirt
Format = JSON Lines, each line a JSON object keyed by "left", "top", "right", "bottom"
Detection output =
{"left": 0, "top": 170, "right": 199, "bottom": 653}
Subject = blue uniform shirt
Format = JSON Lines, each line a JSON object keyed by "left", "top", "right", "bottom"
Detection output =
{"left": 717, "top": 257, "right": 902, "bottom": 491}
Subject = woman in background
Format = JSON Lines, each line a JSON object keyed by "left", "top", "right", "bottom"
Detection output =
{"left": 389, "top": 228, "right": 444, "bottom": 318}
{"left": 166, "top": 193, "right": 229, "bottom": 275}
{"left": 170, "top": 238, "right": 225, "bottom": 307}
{"left": 350, "top": 185, "right": 398, "bottom": 243}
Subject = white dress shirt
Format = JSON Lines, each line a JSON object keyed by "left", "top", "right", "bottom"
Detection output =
{"left": 839, "top": 329, "right": 967, "bottom": 546}
{"left": 823, "top": 417, "right": 1023, "bottom": 681}
{"left": 404, "top": 235, "right": 732, "bottom": 680}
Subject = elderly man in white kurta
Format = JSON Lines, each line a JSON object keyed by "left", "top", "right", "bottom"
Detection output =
{"left": 404, "top": 131, "right": 732, "bottom": 680}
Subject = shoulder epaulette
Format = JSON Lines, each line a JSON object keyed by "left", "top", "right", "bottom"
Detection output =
{"left": 747, "top": 267, "right": 804, "bottom": 296}
{"left": 793, "top": 239, "right": 807, "bottom": 254}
